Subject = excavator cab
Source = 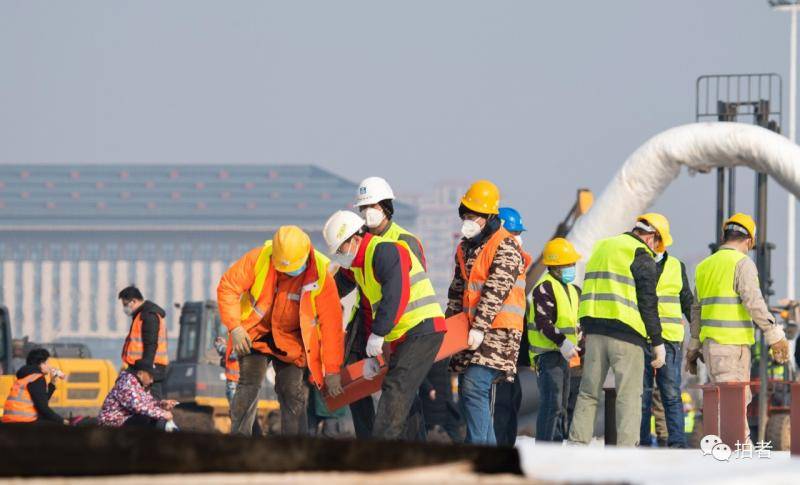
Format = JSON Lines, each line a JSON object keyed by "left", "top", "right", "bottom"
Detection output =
{"left": 165, "top": 300, "right": 278, "bottom": 432}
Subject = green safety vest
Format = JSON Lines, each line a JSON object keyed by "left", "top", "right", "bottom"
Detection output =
{"left": 527, "top": 272, "right": 579, "bottom": 360}
{"left": 578, "top": 234, "right": 653, "bottom": 338}
{"left": 656, "top": 255, "right": 685, "bottom": 343}
{"left": 351, "top": 235, "right": 443, "bottom": 342}
{"left": 695, "top": 248, "right": 754, "bottom": 345}
{"left": 382, "top": 222, "right": 421, "bottom": 248}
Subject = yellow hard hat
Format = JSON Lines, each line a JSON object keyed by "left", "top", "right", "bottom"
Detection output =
{"left": 723, "top": 213, "right": 756, "bottom": 245}
{"left": 542, "top": 237, "right": 581, "bottom": 266}
{"left": 272, "top": 225, "right": 311, "bottom": 273}
{"left": 461, "top": 180, "right": 500, "bottom": 215}
{"left": 636, "top": 213, "right": 673, "bottom": 253}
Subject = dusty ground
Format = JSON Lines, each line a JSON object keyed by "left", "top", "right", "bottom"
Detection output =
{"left": 0, "top": 463, "right": 540, "bottom": 485}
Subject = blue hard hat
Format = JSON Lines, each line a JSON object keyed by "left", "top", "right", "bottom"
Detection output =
{"left": 498, "top": 207, "right": 526, "bottom": 232}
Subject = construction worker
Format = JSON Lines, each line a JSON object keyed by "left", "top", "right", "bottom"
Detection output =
{"left": 343, "top": 176, "right": 428, "bottom": 439}
{"left": 528, "top": 237, "right": 582, "bottom": 442}
{"left": 493, "top": 206, "right": 529, "bottom": 446}
{"left": 686, "top": 213, "right": 790, "bottom": 438}
{"left": 119, "top": 285, "right": 169, "bottom": 399}
{"left": 99, "top": 359, "right": 179, "bottom": 430}
{"left": 323, "top": 210, "right": 445, "bottom": 440}
{"left": 2, "top": 348, "right": 67, "bottom": 424}
{"left": 568, "top": 214, "right": 668, "bottom": 447}
{"left": 639, "top": 217, "right": 692, "bottom": 448}
{"left": 217, "top": 225, "right": 344, "bottom": 436}
{"left": 447, "top": 181, "right": 528, "bottom": 446}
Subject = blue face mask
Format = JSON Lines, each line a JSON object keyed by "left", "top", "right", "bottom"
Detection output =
{"left": 560, "top": 266, "right": 576, "bottom": 284}
{"left": 284, "top": 263, "right": 307, "bottom": 277}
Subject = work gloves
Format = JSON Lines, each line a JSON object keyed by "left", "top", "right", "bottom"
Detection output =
{"left": 684, "top": 338, "right": 703, "bottom": 376}
{"left": 363, "top": 358, "right": 381, "bottom": 380}
{"left": 770, "top": 338, "right": 790, "bottom": 364}
{"left": 230, "top": 326, "right": 252, "bottom": 356}
{"left": 324, "top": 373, "right": 343, "bottom": 397}
{"left": 366, "top": 333, "right": 385, "bottom": 357}
{"left": 467, "top": 329, "right": 485, "bottom": 351}
{"left": 559, "top": 339, "right": 580, "bottom": 361}
{"left": 651, "top": 344, "right": 666, "bottom": 369}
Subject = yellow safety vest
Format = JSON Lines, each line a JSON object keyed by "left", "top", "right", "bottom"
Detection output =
{"left": 527, "top": 271, "right": 579, "bottom": 360}
{"left": 578, "top": 234, "right": 653, "bottom": 338}
{"left": 656, "top": 255, "right": 685, "bottom": 343}
{"left": 382, "top": 222, "right": 422, "bottom": 249}
{"left": 695, "top": 248, "right": 754, "bottom": 345}
{"left": 352, "top": 235, "right": 443, "bottom": 342}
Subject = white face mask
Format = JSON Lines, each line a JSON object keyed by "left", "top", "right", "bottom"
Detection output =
{"left": 334, "top": 241, "right": 358, "bottom": 269}
{"left": 654, "top": 252, "right": 665, "bottom": 263}
{"left": 363, "top": 207, "right": 385, "bottom": 229}
{"left": 461, "top": 219, "right": 482, "bottom": 239}
{"left": 514, "top": 235, "right": 523, "bottom": 247}
{"left": 123, "top": 305, "right": 133, "bottom": 316}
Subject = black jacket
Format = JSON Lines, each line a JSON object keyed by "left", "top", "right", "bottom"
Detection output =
{"left": 15, "top": 364, "right": 64, "bottom": 423}
{"left": 582, "top": 232, "right": 663, "bottom": 348}
{"left": 130, "top": 300, "right": 167, "bottom": 378}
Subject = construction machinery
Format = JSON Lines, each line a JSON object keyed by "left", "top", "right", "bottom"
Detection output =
{"left": 0, "top": 305, "right": 118, "bottom": 419}
{"left": 164, "top": 300, "right": 279, "bottom": 433}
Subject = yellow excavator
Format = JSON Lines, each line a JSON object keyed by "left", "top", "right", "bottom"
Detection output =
{"left": 0, "top": 305, "right": 118, "bottom": 420}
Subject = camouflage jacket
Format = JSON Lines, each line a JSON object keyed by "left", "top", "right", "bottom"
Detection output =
{"left": 447, "top": 223, "right": 525, "bottom": 380}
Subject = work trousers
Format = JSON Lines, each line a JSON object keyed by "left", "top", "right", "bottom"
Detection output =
{"left": 459, "top": 364, "right": 503, "bottom": 445}
{"left": 568, "top": 334, "right": 644, "bottom": 447}
{"left": 535, "top": 351, "right": 570, "bottom": 442}
{"left": 493, "top": 371, "right": 522, "bottom": 446}
{"left": 372, "top": 331, "right": 444, "bottom": 440}
{"left": 230, "top": 352, "right": 309, "bottom": 436}
{"left": 640, "top": 341, "right": 686, "bottom": 448}
{"left": 702, "top": 339, "right": 751, "bottom": 441}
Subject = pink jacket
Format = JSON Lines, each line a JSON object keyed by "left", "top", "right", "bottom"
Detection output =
{"left": 98, "top": 371, "right": 169, "bottom": 427}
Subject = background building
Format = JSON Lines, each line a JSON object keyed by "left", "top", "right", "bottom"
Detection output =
{"left": 0, "top": 164, "right": 415, "bottom": 359}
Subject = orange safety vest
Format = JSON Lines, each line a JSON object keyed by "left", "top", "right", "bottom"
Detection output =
{"left": 456, "top": 226, "right": 528, "bottom": 331}
{"left": 122, "top": 311, "right": 169, "bottom": 366}
{"left": 224, "top": 334, "right": 239, "bottom": 382}
{"left": 2, "top": 373, "right": 43, "bottom": 423}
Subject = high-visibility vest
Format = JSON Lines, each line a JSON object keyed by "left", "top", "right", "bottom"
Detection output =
{"left": 382, "top": 222, "right": 423, "bottom": 250}
{"left": 656, "top": 255, "right": 685, "bottom": 343}
{"left": 238, "top": 241, "right": 338, "bottom": 387}
{"left": 526, "top": 271, "right": 579, "bottom": 360}
{"left": 2, "top": 373, "right": 43, "bottom": 423}
{"left": 578, "top": 234, "right": 653, "bottom": 338}
{"left": 456, "top": 227, "right": 527, "bottom": 331}
{"left": 695, "top": 248, "right": 754, "bottom": 345}
{"left": 351, "top": 235, "right": 444, "bottom": 342}
{"left": 224, "top": 334, "right": 239, "bottom": 383}
{"left": 122, "top": 310, "right": 169, "bottom": 366}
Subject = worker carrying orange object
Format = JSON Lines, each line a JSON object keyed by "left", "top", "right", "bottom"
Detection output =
{"left": 217, "top": 225, "right": 344, "bottom": 436}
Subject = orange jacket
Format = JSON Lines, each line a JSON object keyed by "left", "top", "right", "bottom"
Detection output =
{"left": 2, "top": 373, "right": 42, "bottom": 423}
{"left": 217, "top": 243, "right": 343, "bottom": 387}
{"left": 456, "top": 226, "right": 528, "bottom": 331}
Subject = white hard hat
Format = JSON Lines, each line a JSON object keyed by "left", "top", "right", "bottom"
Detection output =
{"left": 323, "top": 210, "right": 366, "bottom": 254}
{"left": 355, "top": 176, "right": 395, "bottom": 207}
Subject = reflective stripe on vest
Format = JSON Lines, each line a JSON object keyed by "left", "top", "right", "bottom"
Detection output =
{"left": 695, "top": 248, "right": 754, "bottom": 345}
{"left": 122, "top": 312, "right": 169, "bottom": 366}
{"left": 2, "top": 373, "right": 43, "bottom": 423}
{"left": 578, "top": 234, "right": 652, "bottom": 338}
{"left": 457, "top": 227, "right": 527, "bottom": 331}
{"left": 527, "top": 272, "right": 579, "bottom": 359}
{"left": 224, "top": 335, "right": 240, "bottom": 382}
{"left": 383, "top": 222, "right": 421, "bottom": 250}
{"left": 656, "top": 255, "right": 685, "bottom": 343}
{"left": 352, "top": 235, "right": 444, "bottom": 342}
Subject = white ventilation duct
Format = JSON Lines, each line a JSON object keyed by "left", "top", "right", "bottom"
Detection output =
{"left": 569, "top": 122, "right": 800, "bottom": 278}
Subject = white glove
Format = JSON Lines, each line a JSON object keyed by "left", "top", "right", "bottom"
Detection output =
{"left": 363, "top": 358, "right": 381, "bottom": 380}
{"left": 366, "top": 333, "right": 385, "bottom": 357}
{"left": 164, "top": 420, "right": 179, "bottom": 432}
{"left": 559, "top": 339, "right": 580, "bottom": 361}
{"left": 467, "top": 329, "right": 485, "bottom": 351}
{"left": 651, "top": 344, "right": 666, "bottom": 369}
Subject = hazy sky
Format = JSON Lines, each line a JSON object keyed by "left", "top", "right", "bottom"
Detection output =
{"left": 1, "top": 1, "right": 799, "bottom": 296}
